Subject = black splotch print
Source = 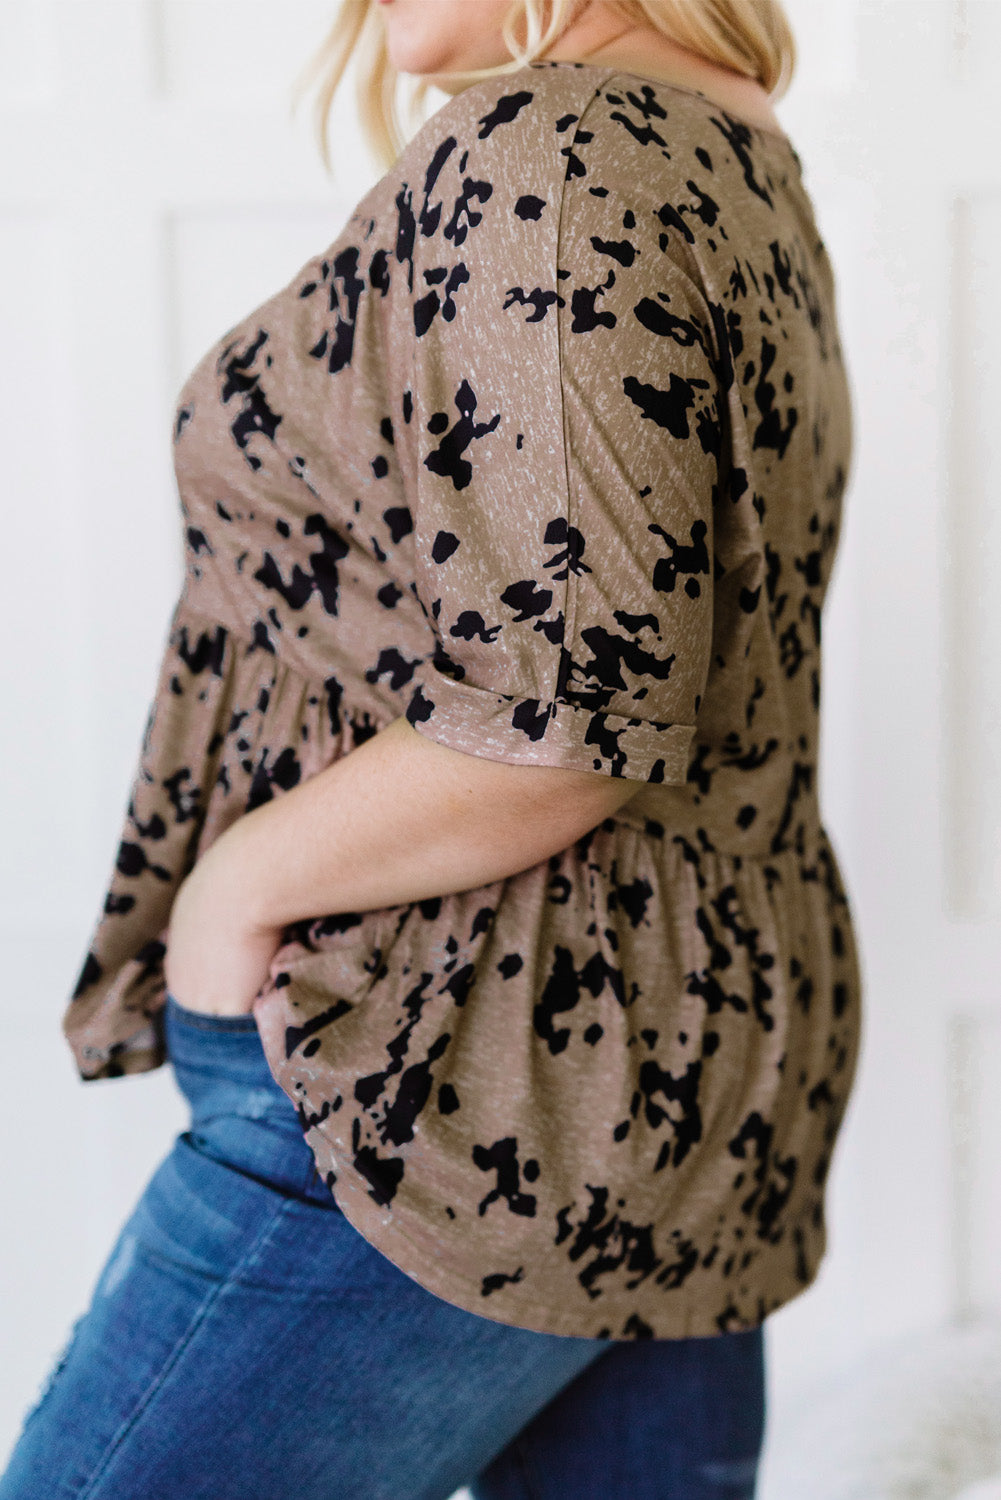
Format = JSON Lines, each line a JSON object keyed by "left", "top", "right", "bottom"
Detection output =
{"left": 65, "top": 61, "right": 861, "bottom": 1341}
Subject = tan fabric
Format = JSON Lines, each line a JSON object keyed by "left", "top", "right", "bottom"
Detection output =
{"left": 65, "top": 60, "right": 862, "bottom": 1340}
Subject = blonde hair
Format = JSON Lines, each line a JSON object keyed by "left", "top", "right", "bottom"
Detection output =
{"left": 297, "top": 0, "right": 797, "bottom": 174}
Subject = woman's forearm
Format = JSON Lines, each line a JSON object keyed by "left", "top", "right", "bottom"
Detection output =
{"left": 199, "top": 714, "right": 641, "bottom": 932}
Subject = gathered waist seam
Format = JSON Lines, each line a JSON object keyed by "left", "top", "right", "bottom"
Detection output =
{"left": 174, "top": 594, "right": 826, "bottom": 862}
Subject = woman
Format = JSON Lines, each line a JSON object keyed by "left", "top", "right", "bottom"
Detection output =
{"left": 0, "top": 0, "right": 862, "bottom": 1496}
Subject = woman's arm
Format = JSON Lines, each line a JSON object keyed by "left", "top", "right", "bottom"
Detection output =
{"left": 165, "top": 714, "right": 642, "bottom": 1015}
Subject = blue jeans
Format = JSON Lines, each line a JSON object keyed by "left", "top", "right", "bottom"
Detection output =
{"left": 0, "top": 996, "right": 767, "bottom": 1500}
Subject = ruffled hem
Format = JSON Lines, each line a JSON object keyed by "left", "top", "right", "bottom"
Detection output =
{"left": 63, "top": 595, "right": 401, "bottom": 1081}
{"left": 246, "top": 823, "right": 861, "bottom": 1338}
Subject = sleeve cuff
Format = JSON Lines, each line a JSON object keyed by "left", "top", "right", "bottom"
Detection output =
{"left": 404, "top": 663, "right": 694, "bottom": 784}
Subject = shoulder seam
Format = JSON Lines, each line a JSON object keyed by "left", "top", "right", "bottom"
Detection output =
{"left": 551, "top": 76, "right": 614, "bottom": 710}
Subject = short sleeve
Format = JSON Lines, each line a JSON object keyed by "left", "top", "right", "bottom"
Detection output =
{"left": 402, "top": 117, "right": 721, "bottom": 784}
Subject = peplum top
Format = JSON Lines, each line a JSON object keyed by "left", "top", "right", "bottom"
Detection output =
{"left": 65, "top": 59, "right": 863, "bottom": 1340}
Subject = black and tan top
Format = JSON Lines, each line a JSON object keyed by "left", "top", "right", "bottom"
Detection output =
{"left": 65, "top": 59, "right": 863, "bottom": 1340}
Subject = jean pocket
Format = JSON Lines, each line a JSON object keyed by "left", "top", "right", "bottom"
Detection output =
{"left": 165, "top": 992, "right": 260, "bottom": 1033}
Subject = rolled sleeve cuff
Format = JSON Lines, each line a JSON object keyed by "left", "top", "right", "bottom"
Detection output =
{"left": 403, "top": 664, "right": 694, "bottom": 784}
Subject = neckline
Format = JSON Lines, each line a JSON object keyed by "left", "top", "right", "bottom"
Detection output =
{"left": 525, "top": 58, "right": 794, "bottom": 150}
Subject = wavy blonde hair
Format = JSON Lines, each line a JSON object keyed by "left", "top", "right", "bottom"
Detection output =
{"left": 297, "top": 0, "right": 796, "bottom": 174}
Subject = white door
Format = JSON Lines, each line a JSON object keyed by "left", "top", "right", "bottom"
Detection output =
{"left": 1, "top": 0, "right": 999, "bottom": 1487}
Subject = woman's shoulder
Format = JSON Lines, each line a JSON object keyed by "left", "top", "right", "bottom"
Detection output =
{"left": 377, "top": 59, "right": 714, "bottom": 259}
{"left": 390, "top": 61, "right": 630, "bottom": 198}
{"left": 340, "top": 58, "right": 801, "bottom": 315}
{"left": 368, "top": 58, "right": 798, "bottom": 230}
{"left": 391, "top": 59, "right": 793, "bottom": 216}
{"left": 405, "top": 59, "right": 609, "bottom": 141}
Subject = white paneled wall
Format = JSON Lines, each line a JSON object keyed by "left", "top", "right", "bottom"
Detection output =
{"left": 0, "top": 2, "right": 56, "bottom": 102}
{"left": 1, "top": 0, "right": 1000, "bottom": 1493}
{"left": 1, "top": 212, "right": 91, "bottom": 917}
{"left": 955, "top": 0, "right": 1001, "bottom": 87}
{"left": 948, "top": 1015, "right": 1001, "bottom": 1323}
{"left": 155, "top": 0, "right": 331, "bottom": 100}
{"left": 945, "top": 195, "right": 1001, "bottom": 920}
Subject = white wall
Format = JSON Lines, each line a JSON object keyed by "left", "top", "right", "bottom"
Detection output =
{"left": 1, "top": 0, "right": 999, "bottom": 1491}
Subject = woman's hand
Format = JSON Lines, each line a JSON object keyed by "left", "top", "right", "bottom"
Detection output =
{"left": 164, "top": 834, "right": 287, "bottom": 1018}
